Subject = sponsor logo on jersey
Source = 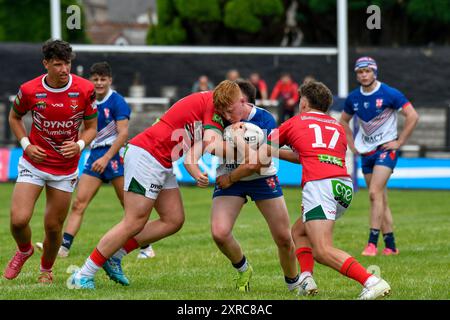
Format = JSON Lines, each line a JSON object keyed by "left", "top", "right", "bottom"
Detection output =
{"left": 35, "top": 93, "right": 47, "bottom": 99}
{"left": 36, "top": 101, "right": 46, "bottom": 110}
{"left": 68, "top": 92, "right": 79, "bottom": 98}
{"left": 43, "top": 120, "right": 75, "bottom": 129}
{"left": 212, "top": 113, "right": 224, "bottom": 127}
{"left": 362, "top": 133, "right": 383, "bottom": 144}
{"left": 376, "top": 99, "right": 383, "bottom": 108}
{"left": 331, "top": 180, "right": 353, "bottom": 208}
{"left": 318, "top": 154, "right": 344, "bottom": 167}
{"left": 52, "top": 103, "right": 64, "bottom": 108}
{"left": 149, "top": 183, "right": 163, "bottom": 193}
{"left": 19, "top": 168, "right": 33, "bottom": 178}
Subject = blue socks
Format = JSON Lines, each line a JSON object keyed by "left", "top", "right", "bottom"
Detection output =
{"left": 368, "top": 228, "right": 380, "bottom": 246}
{"left": 61, "top": 232, "right": 74, "bottom": 250}
{"left": 383, "top": 232, "right": 396, "bottom": 250}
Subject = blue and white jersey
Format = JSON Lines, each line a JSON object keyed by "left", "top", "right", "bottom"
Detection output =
{"left": 216, "top": 105, "right": 277, "bottom": 181}
{"left": 91, "top": 89, "right": 131, "bottom": 149}
{"left": 344, "top": 82, "right": 411, "bottom": 154}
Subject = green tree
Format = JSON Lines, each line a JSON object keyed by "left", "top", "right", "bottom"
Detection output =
{"left": 0, "top": 0, "right": 89, "bottom": 43}
{"left": 147, "top": 0, "right": 285, "bottom": 45}
{"left": 297, "top": 0, "right": 450, "bottom": 46}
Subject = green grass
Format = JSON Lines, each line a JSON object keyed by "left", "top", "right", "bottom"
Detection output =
{"left": 0, "top": 183, "right": 449, "bottom": 300}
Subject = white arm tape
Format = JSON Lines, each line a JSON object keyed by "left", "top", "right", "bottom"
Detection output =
{"left": 76, "top": 140, "right": 86, "bottom": 152}
{"left": 20, "top": 137, "right": 31, "bottom": 150}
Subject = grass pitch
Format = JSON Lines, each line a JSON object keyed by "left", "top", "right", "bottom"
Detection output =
{"left": 0, "top": 183, "right": 448, "bottom": 300}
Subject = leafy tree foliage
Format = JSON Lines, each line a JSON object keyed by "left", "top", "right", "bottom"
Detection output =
{"left": 0, "top": 0, "right": 88, "bottom": 43}
{"left": 148, "top": 0, "right": 285, "bottom": 45}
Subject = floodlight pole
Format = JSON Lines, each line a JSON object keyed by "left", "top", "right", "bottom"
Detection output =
{"left": 337, "top": 0, "right": 348, "bottom": 98}
{"left": 50, "top": 0, "right": 62, "bottom": 40}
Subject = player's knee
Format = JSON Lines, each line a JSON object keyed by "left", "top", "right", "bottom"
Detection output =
{"left": 291, "top": 223, "right": 305, "bottom": 238}
{"left": 211, "top": 226, "right": 232, "bottom": 245}
{"left": 127, "top": 221, "right": 146, "bottom": 236}
{"left": 71, "top": 198, "right": 88, "bottom": 215}
{"left": 274, "top": 233, "right": 294, "bottom": 250}
{"left": 10, "top": 217, "right": 29, "bottom": 231}
{"left": 44, "top": 221, "right": 64, "bottom": 234}
{"left": 368, "top": 189, "right": 383, "bottom": 203}
{"left": 160, "top": 210, "right": 184, "bottom": 232}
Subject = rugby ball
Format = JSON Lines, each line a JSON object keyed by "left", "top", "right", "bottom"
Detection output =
{"left": 223, "top": 122, "right": 265, "bottom": 149}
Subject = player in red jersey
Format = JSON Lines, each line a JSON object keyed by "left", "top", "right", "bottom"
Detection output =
{"left": 229, "top": 81, "right": 391, "bottom": 299}
{"left": 4, "top": 39, "right": 98, "bottom": 284}
{"left": 70, "top": 80, "right": 244, "bottom": 289}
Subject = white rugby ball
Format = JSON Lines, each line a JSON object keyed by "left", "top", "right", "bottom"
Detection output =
{"left": 223, "top": 122, "right": 265, "bottom": 149}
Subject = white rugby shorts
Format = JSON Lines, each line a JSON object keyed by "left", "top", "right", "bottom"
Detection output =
{"left": 302, "top": 177, "right": 353, "bottom": 222}
{"left": 123, "top": 144, "right": 178, "bottom": 200}
{"left": 16, "top": 157, "right": 79, "bottom": 193}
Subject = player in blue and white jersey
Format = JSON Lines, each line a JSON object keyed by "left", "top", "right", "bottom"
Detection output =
{"left": 340, "top": 57, "right": 419, "bottom": 257}
{"left": 185, "top": 80, "right": 303, "bottom": 294}
{"left": 36, "top": 62, "right": 155, "bottom": 260}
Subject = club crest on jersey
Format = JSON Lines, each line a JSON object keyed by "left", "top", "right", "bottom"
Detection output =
{"left": 36, "top": 101, "right": 46, "bottom": 110}
{"left": 70, "top": 100, "right": 78, "bottom": 111}
{"left": 68, "top": 92, "right": 79, "bottom": 98}
{"left": 35, "top": 93, "right": 47, "bottom": 99}
{"left": 376, "top": 99, "right": 383, "bottom": 108}
{"left": 104, "top": 108, "right": 110, "bottom": 118}
{"left": 363, "top": 102, "right": 370, "bottom": 109}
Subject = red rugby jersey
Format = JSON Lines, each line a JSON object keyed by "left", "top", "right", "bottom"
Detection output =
{"left": 12, "top": 74, "right": 97, "bottom": 175}
{"left": 269, "top": 112, "right": 350, "bottom": 187}
{"left": 130, "top": 91, "right": 225, "bottom": 168}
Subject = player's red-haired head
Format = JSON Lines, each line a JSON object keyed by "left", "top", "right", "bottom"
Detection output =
{"left": 213, "top": 80, "right": 244, "bottom": 123}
